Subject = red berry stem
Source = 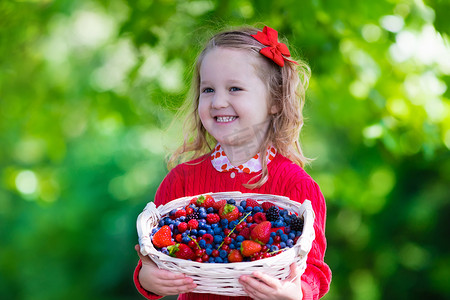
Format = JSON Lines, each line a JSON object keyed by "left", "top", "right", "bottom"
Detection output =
{"left": 188, "top": 235, "right": 201, "bottom": 250}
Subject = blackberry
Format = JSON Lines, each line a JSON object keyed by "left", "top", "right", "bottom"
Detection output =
{"left": 185, "top": 211, "right": 199, "bottom": 222}
{"left": 290, "top": 216, "right": 304, "bottom": 231}
{"left": 266, "top": 206, "right": 280, "bottom": 221}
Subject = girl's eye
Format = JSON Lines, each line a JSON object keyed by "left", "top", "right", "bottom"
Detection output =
{"left": 202, "top": 88, "right": 214, "bottom": 93}
{"left": 230, "top": 87, "right": 242, "bottom": 92}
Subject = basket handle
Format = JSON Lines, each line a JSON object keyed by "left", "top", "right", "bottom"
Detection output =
{"left": 294, "top": 200, "right": 315, "bottom": 257}
{"left": 136, "top": 202, "right": 161, "bottom": 256}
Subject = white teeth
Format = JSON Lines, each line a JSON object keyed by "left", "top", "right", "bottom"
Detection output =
{"left": 216, "top": 116, "right": 237, "bottom": 123}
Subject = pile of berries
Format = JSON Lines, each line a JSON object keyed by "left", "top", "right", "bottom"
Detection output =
{"left": 151, "top": 195, "right": 304, "bottom": 263}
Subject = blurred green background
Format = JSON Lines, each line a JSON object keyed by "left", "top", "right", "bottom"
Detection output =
{"left": 1, "top": 0, "right": 449, "bottom": 299}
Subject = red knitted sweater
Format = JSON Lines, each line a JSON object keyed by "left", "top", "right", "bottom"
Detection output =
{"left": 134, "top": 153, "right": 331, "bottom": 300}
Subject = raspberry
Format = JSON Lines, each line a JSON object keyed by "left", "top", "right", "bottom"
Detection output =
{"left": 188, "top": 219, "right": 199, "bottom": 230}
{"left": 262, "top": 202, "right": 275, "bottom": 211}
{"left": 245, "top": 199, "right": 259, "bottom": 208}
{"left": 178, "top": 222, "right": 188, "bottom": 233}
{"left": 253, "top": 212, "right": 267, "bottom": 224}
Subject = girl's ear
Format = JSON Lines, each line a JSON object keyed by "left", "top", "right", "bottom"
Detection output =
{"left": 270, "top": 103, "right": 280, "bottom": 114}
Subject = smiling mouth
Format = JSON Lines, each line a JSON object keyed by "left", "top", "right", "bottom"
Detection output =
{"left": 215, "top": 116, "right": 238, "bottom": 123}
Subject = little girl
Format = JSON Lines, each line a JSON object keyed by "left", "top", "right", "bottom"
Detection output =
{"left": 134, "top": 25, "right": 331, "bottom": 300}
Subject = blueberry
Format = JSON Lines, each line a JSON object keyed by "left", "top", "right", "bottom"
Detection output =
{"left": 268, "top": 237, "right": 274, "bottom": 245}
{"left": 158, "top": 220, "right": 165, "bottom": 227}
{"left": 215, "top": 257, "right": 223, "bottom": 263}
{"left": 174, "top": 220, "right": 181, "bottom": 226}
{"left": 169, "top": 209, "right": 177, "bottom": 216}
{"left": 279, "top": 242, "right": 287, "bottom": 248}
{"left": 214, "top": 235, "right": 223, "bottom": 244}
{"left": 205, "top": 248, "right": 212, "bottom": 255}
{"left": 220, "top": 219, "right": 229, "bottom": 227}
{"left": 206, "top": 244, "right": 213, "bottom": 249}
{"left": 229, "top": 220, "right": 238, "bottom": 228}
{"left": 240, "top": 200, "right": 247, "bottom": 208}
{"left": 245, "top": 206, "right": 253, "bottom": 212}
{"left": 182, "top": 236, "right": 191, "bottom": 243}
{"left": 284, "top": 226, "right": 291, "bottom": 234}
{"left": 152, "top": 228, "right": 158, "bottom": 234}
{"left": 190, "top": 229, "right": 198, "bottom": 236}
{"left": 199, "top": 212, "right": 207, "bottom": 219}
{"left": 161, "top": 247, "right": 169, "bottom": 255}
{"left": 198, "top": 239, "right": 206, "bottom": 248}
{"left": 178, "top": 216, "right": 186, "bottom": 222}
{"left": 274, "top": 220, "right": 284, "bottom": 227}
{"left": 238, "top": 206, "right": 244, "bottom": 213}
{"left": 277, "top": 229, "right": 284, "bottom": 236}
{"left": 198, "top": 223, "right": 207, "bottom": 230}
{"left": 253, "top": 206, "right": 261, "bottom": 213}
{"left": 287, "top": 239, "right": 294, "bottom": 247}
{"left": 206, "top": 229, "right": 214, "bottom": 235}
{"left": 182, "top": 232, "right": 188, "bottom": 237}
{"left": 281, "top": 234, "right": 288, "bottom": 242}
{"left": 214, "top": 227, "right": 222, "bottom": 235}
{"left": 270, "top": 232, "right": 276, "bottom": 238}
{"left": 207, "top": 207, "right": 214, "bottom": 213}
{"left": 236, "top": 235, "right": 245, "bottom": 242}
{"left": 227, "top": 199, "right": 236, "bottom": 205}
{"left": 270, "top": 245, "right": 279, "bottom": 252}
{"left": 198, "top": 207, "right": 206, "bottom": 213}
{"left": 229, "top": 244, "right": 235, "bottom": 249}
{"left": 209, "top": 257, "right": 215, "bottom": 263}
{"left": 169, "top": 224, "right": 174, "bottom": 231}
{"left": 211, "top": 223, "right": 219, "bottom": 228}
{"left": 236, "top": 242, "right": 241, "bottom": 248}
{"left": 198, "top": 229, "right": 206, "bottom": 236}
{"left": 219, "top": 250, "right": 227, "bottom": 258}
{"left": 288, "top": 233, "right": 296, "bottom": 240}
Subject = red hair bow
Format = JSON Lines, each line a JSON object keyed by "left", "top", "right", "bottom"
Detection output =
{"left": 251, "top": 26, "right": 298, "bottom": 67}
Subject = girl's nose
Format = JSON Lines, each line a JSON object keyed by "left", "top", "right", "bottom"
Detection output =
{"left": 211, "top": 92, "right": 229, "bottom": 109}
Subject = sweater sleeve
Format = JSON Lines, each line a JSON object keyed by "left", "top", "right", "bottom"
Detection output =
{"left": 287, "top": 179, "right": 332, "bottom": 300}
{"left": 134, "top": 167, "right": 185, "bottom": 299}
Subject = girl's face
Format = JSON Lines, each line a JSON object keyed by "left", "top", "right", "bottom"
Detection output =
{"left": 198, "top": 47, "right": 276, "bottom": 152}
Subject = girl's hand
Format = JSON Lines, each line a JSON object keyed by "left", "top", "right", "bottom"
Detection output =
{"left": 239, "top": 263, "right": 303, "bottom": 300}
{"left": 135, "top": 244, "right": 197, "bottom": 296}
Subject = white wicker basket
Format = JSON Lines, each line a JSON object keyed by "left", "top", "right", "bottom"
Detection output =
{"left": 136, "top": 192, "right": 315, "bottom": 296}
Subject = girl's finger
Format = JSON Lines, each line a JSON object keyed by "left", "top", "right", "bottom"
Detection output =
{"left": 286, "top": 263, "right": 300, "bottom": 282}
{"left": 252, "top": 271, "right": 280, "bottom": 289}
{"left": 134, "top": 244, "right": 152, "bottom": 263}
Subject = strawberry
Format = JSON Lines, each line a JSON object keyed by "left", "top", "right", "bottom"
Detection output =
{"left": 245, "top": 199, "right": 259, "bottom": 208}
{"left": 196, "top": 194, "right": 215, "bottom": 208}
{"left": 213, "top": 199, "right": 227, "bottom": 211}
{"left": 219, "top": 204, "right": 239, "bottom": 221}
{"left": 152, "top": 225, "right": 175, "bottom": 248}
{"left": 189, "top": 197, "right": 198, "bottom": 205}
{"left": 228, "top": 249, "right": 243, "bottom": 263}
{"left": 253, "top": 212, "right": 267, "bottom": 224}
{"left": 168, "top": 243, "right": 195, "bottom": 260}
{"left": 240, "top": 240, "right": 262, "bottom": 257}
{"left": 206, "top": 213, "right": 220, "bottom": 224}
{"left": 250, "top": 221, "right": 272, "bottom": 245}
